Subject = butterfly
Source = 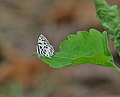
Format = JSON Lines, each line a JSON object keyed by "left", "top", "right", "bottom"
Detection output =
{"left": 36, "top": 34, "right": 54, "bottom": 58}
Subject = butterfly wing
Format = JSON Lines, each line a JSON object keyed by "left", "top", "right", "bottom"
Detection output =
{"left": 36, "top": 34, "right": 54, "bottom": 58}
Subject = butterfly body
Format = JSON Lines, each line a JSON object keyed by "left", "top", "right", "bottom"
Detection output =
{"left": 36, "top": 34, "right": 54, "bottom": 58}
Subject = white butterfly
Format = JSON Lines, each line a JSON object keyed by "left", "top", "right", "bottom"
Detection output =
{"left": 36, "top": 34, "right": 54, "bottom": 58}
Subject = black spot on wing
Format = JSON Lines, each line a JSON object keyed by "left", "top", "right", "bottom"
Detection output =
{"left": 37, "top": 46, "right": 41, "bottom": 55}
{"left": 38, "top": 42, "right": 42, "bottom": 45}
{"left": 44, "top": 46, "right": 48, "bottom": 49}
{"left": 39, "top": 46, "right": 42, "bottom": 49}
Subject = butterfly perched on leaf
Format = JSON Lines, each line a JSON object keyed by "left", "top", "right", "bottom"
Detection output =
{"left": 36, "top": 34, "right": 54, "bottom": 58}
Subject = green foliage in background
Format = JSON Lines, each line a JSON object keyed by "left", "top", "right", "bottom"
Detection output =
{"left": 94, "top": 0, "right": 120, "bottom": 55}
{"left": 38, "top": 29, "right": 119, "bottom": 71}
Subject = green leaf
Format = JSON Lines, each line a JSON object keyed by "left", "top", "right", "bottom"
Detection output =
{"left": 38, "top": 29, "right": 119, "bottom": 71}
{"left": 94, "top": 0, "right": 120, "bottom": 55}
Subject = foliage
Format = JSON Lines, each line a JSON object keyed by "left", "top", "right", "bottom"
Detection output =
{"left": 94, "top": 0, "right": 120, "bottom": 55}
{"left": 38, "top": 29, "right": 120, "bottom": 71}
{"left": 36, "top": 0, "right": 120, "bottom": 71}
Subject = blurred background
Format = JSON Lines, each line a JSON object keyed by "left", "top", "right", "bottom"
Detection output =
{"left": 0, "top": 0, "right": 120, "bottom": 97}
